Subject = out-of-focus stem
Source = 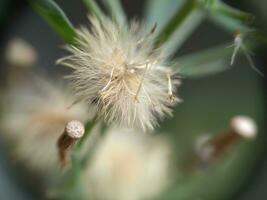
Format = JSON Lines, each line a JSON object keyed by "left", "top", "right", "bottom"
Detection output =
{"left": 212, "top": 1, "right": 254, "bottom": 24}
{"left": 202, "top": 0, "right": 254, "bottom": 33}
{"left": 172, "top": 43, "right": 233, "bottom": 77}
{"left": 75, "top": 116, "right": 97, "bottom": 152}
{"left": 82, "top": 0, "right": 105, "bottom": 20}
{"left": 102, "top": 0, "right": 126, "bottom": 26}
{"left": 155, "top": 0, "right": 197, "bottom": 48}
{"left": 29, "top": 0, "right": 76, "bottom": 44}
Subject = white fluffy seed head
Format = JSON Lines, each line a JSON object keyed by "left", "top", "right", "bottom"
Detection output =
{"left": 65, "top": 120, "right": 85, "bottom": 139}
{"left": 58, "top": 16, "right": 181, "bottom": 131}
{"left": 230, "top": 115, "right": 257, "bottom": 139}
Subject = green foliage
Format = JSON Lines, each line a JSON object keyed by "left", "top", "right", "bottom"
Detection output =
{"left": 144, "top": 0, "right": 184, "bottom": 29}
{"left": 155, "top": 0, "right": 197, "bottom": 48}
{"left": 29, "top": 0, "right": 76, "bottom": 43}
{"left": 82, "top": 0, "right": 105, "bottom": 20}
{"left": 201, "top": 0, "right": 254, "bottom": 33}
{"left": 101, "top": 0, "right": 126, "bottom": 25}
{"left": 75, "top": 117, "right": 97, "bottom": 151}
{"left": 27, "top": 0, "right": 266, "bottom": 199}
{"left": 173, "top": 44, "right": 233, "bottom": 78}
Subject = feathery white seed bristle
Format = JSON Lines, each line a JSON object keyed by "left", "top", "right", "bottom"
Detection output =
{"left": 65, "top": 120, "right": 85, "bottom": 139}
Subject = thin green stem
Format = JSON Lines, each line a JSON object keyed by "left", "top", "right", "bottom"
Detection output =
{"left": 201, "top": 0, "right": 254, "bottom": 34}
{"left": 101, "top": 0, "right": 126, "bottom": 25}
{"left": 75, "top": 116, "right": 97, "bottom": 151}
{"left": 213, "top": 1, "right": 254, "bottom": 24}
{"left": 172, "top": 44, "right": 233, "bottom": 77}
{"left": 29, "top": 0, "right": 76, "bottom": 44}
{"left": 155, "top": 0, "right": 197, "bottom": 48}
{"left": 82, "top": 0, "right": 105, "bottom": 20}
{"left": 81, "top": 120, "right": 107, "bottom": 168}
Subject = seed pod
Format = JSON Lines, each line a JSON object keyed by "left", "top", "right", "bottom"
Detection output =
{"left": 57, "top": 120, "right": 85, "bottom": 168}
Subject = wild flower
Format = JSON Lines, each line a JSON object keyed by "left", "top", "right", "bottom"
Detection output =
{"left": 58, "top": 16, "right": 181, "bottom": 131}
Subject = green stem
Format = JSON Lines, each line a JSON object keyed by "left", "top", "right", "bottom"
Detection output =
{"left": 82, "top": 0, "right": 105, "bottom": 20}
{"left": 172, "top": 44, "right": 233, "bottom": 77}
{"left": 213, "top": 1, "right": 254, "bottom": 24}
{"left": 102, "top": 0, "right": 126, "bottom": 25}
{"left": 155, "top": 0, "right": 197, "bottom": 48}
{"left": 201, "top": 0, "right": 254, "bottom": 34}
{"left": 52, "top": 118, "right": 98, "bottom": 199}
{"left": 81, "top": 120, "right": 107, "bottom": 168}
{"left": 75, "top": 116, "right": 97, "bottom": 151}
{"left": 29, "top": 0, "right": 76, "bottom": 44}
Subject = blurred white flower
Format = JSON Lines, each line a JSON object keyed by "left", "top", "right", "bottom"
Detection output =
{"left": 5, "top": 38, "right": 37, "bottom": 67}
{"left": 0, "top": 77, "right": 90, "bottom": 172}
{"left": 58, "top": 16, "right": 181, "bottom": 131}
{"left": 86, "top": 127, "right": 173, "bottom": 200}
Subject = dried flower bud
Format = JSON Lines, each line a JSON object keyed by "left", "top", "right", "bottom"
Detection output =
{"left": 65, "top": 120, "right": 85, "bottom": 139}
{"left": 58, "top": 16, "right": 181, "bottom": 131}
{"left": 182, "top": 115, "right": 258, "bottom": 171}
{"left": 57, "top": 120, "right": 85, "bottom": 167}
{"left": 230, "top": 115, "right": 257, "bottom": 139}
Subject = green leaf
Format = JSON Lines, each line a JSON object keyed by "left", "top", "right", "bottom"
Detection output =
{"left": 209, "top": 12, "right": 252, "bottom": 33}
{"left": 82, "top": 0, "right": 105, "bottom": 20}
{"left": 172, "top": 44, "right": 233, "bottom": 78}
{"left": 202, "top": 0, "right": 254, "bottom": 34}
{"left": 161, "top": 9, "right": 205, "bottom": 56}
{"left": 29, "top": 0, "right": 76, "bottom": 44}
{"left": 144, "top": 0, "right": 184, "bottom": 32}
{"left": 152, "top": 0, "right": 205, "bottom": 56}
{"left": 212, "top": 1, "right": 254, "bottom": 25}
{"left": 101, "top": 0, "right": 126, "bottom": 25}
{"left": 155, "top": 0, "right": 197, "bottom": 47}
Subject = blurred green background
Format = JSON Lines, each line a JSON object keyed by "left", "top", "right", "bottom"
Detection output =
{"left": 0, "top": 0, "right": 266, "bottom": 199}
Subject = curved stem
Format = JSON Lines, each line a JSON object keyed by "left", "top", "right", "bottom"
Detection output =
{"left": 75, "top": 116, "right": 97, "bottom": 151}
{"left": 29, "top": 0, "right": 76, "bottom": 44}
{"left": 155, "top": 0, "right": 197, "bottom": 48}
{"left": 82, "top": 0, "right": 105, "bottom": 20}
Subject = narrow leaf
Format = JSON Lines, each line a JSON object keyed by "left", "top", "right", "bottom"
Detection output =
{"left": 161, "top": 9, "right": 205, "bottom": 56}
{"left": 203, "top": 0, "right": 254, "bottom": 34}
{"left": 213, "top": 1, "right": 255, "bottom": 25}
{"left": 155, "top": 0, "right": 197, "bottom": 48}
{"left": 172, "top": 44, "right": 233, "bottom": 78}
{"left": 29, "top": 0, "right": 76, "bottom": 43}
{"left": 102, "top": 0, "right": 126, "bottom": 25}
{"left": 144, "top": 0, "right": 184, "bottom": 32}
{"left": 151, "top": 0, "right": 205, "bottom": 56}
{"left": 82, "top": 0, "right": 105, "bottom": 20}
